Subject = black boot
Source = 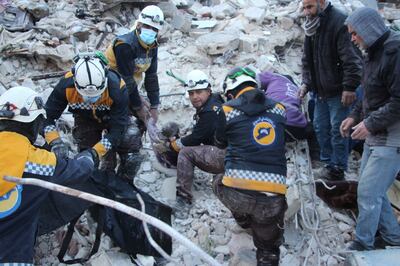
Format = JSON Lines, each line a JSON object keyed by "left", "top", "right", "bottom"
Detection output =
{"left": 117, "top": 152, "right": 144, "bottom": 182}
{"left": 256, "top": 249, "right": 279, "bottom": 266}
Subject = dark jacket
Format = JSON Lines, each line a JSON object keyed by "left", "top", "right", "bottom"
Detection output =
{"left": 0, "top": 132, "right": 94, "bottom": 263}
{"left": 302, "top": 3, "right": 362, "bottom": 98}
{"left": 105, "top": 31, "right": 159, "bottom": 109}
{"left": 215, "top": 88, "right": 287, "bottom": 194}
{"left": 44, "top": 70, "right": 128, "bottom": 155}
{"left": 171, "top": 93, "right": 224, "bottom": 152}
{"left": 349, "top": 31, "right": 400, "bottom": 147}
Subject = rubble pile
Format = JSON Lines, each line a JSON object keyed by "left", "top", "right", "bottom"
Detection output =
{"left": 1, "top": 0, "right": 397, "bottom": 265}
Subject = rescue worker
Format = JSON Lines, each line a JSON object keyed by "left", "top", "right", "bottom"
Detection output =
{"left": 169, "top": 70, "right": 225, "bottom": 204}
{"left": 0, "top": 86, "right": 100, "bottom": 264}
{"left": 213, "top": 67, "right": 287, "bottom": 266}
{"left": 105, "top": 5, "right": 164, "bottom": 123}
{"left": 44, "top": 53, "right": 142, "bottom": 181}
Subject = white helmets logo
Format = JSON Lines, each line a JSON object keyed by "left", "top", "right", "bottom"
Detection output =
{"left": 74, "top": 57, "right": 107, "bottom": 98}
{"left": 137, "top": 5, "right": 164, "bottom": 30}
{"left": 185, "top": 70, "right": 210, "bottom": 91}
{"left": 0, "top": 86, "right": 46, "bottom": 123}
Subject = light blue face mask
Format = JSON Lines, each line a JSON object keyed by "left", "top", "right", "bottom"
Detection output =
{"left": 139, "top": 28, "right": 157, "bottom": 45}
{"left": 83, "top": 95, "right": 101, "bottom": 104}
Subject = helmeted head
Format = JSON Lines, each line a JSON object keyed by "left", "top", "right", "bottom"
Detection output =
{"left": 0, "top": 86, "right": 46, "bottom": 123}
{"left": 73, "top": 54, "right": 108, "bottom": 103}
{"left": 0, "top": 86, "right": 46, "bottom": 143}
{"left": 222, "top": 66, "right": 257, "bottom": 100}
{"left": 185, "top": 70, "right": 211, "bottom": 109}
{"left": 137, "top": 5, "right": 164, "bottom": 31}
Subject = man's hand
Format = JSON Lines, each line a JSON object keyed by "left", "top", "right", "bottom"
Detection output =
{"left": 351, "top": 121, "right": 370, "bottom": 140}
{"left": 340, "top": 117, "right": 355, "bottom": 137}
{"left": 298, "top": 84, "right": 308, "bottom": 99}
{"left": 341, "top": 91, "right": 356, "bottom": 106}
{"left": 150, "top": 108, "right": 158, "bottom": 122}
{"left": 50, "top": 138, "right": 69, "bottom": 159}
{"left": 135, "top": 105, "right": 150, "bottom": 122}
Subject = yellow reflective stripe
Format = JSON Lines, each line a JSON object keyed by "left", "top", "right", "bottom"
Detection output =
{"left": 120, "top": 79, "right": 126, "bottom": 88}
{"left": 235, "top": 86, "right": 255, "bottom": 98}
{"left": 222, "top": 176, "right": 287, "bottom": 195}
{"left": 93, "top": 142, "right": 107, "bottom": 158}
{"left": 45, "top": 131, "right": 60, "bottom": 144}
{"left": 65, "top": 71, "right": 73, "bottom": 78}
{"left": 222, "top": 105, "right": 233, "bottom": 114}
{"left": 170, "top": 140, "right": 181, "bottom": 152}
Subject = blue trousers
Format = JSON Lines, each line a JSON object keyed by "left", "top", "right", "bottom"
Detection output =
{"left": 313, "top": 96, "right": 350, "bottom": 170}
{"left": 356, "top": 144, "right": 400, "bottom": 249}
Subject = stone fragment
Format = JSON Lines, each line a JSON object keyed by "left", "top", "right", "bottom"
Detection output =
{"left": 214, "top": 245, "right": 230, "bottom": 255}
{"left": 383, "top": 7, "right": 400, "bottom": 21}
{"left": 158, "top": 1, "right": 178, "bottom": 18}
{"left": 211, "top": 3, "right": 236, "bottom": 19}
{"left": 87, "top": 251, "right": 134, "bottom": 266}
{"left": 239, "top": 35, "right": 259, "bottom": 53}
{"left": 230, "top": 248, "right": 257, "bottom": 266}
{"left": 170, "top": 11, "right": 192, "bottom": 33}
{"left": 244, "top": 7, "right": 265, "bottom": 24}
{"left": 196, "top": 32, "right": 239, "bottom": 55}
{"left": 161, "top": 176, "right": 177, "bottom": 201}
{"left": 228, "top": 233, "right": 255, "bottom": 254}
{"left": 278, "top": 16, "right": 294, "bottom": 30}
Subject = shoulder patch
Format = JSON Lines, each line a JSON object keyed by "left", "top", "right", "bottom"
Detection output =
{"left": 252, "top": 117, "right": 276, "bottom": 146}
{"left": 65, "top": 71, "right": 73, "bottom": 79}
{"left": 222, "top": 105, "right": 234, "bottom": 114}
{"left": 26, "top": 146, "right": 56, "bottom": 176}
{"left": 0, "top": 184, "right": 23, "bottom": 219}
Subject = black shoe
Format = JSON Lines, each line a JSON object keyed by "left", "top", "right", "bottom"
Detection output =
{"left": 347, "top": 240, "right": 367, "bottom": 251}
{"left": 375, "top": 236, "right": 400, "bottom": 249}
{"left": 256, "top": 249, "right": 279, "bottom": 266}
{"left": 314, "top": 165, "right": 345, "bottom": 181}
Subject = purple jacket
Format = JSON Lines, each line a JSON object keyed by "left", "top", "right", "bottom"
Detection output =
{"left": 258, "top": 71, "right": 307, "bottom": 127}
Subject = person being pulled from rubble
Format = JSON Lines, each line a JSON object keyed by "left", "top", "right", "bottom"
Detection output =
{"left": 0, "top": 86, "right": 101, "bottom": 264}
{"left": 213, "top": 67, "right": 287, "bottom": 266}
{"left": 340, "top": 7, "right": 400, "bottom": 251}
{"left": 299, "top": 0, "right": 363, "bottom": 181}
{"left": 105, "top": 5, "right": 164, "bottom": 124}
{"left": 258, "top": 71, "right": 320, "bottom": 160}
{"left": 155, "top": 70, "right": 225, "bottom": 205}
{"left": 43, "top": 53, "right": 142, "bottom": 181}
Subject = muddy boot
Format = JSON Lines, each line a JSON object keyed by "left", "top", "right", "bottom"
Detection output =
{"left": 117, "top": 152, "right": 144, "bottom": 182}
{"left": 256, "top": 249, "right": 280, "bottom": 266}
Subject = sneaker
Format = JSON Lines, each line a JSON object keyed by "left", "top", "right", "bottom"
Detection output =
{"left": 314, "top": 165, "right": 345, "bottom": 181}
{"left": 347, "top": 240, "right": 367, "bottom": 251}
{"left": 374, "top": 236, "right": 400, "bottom": 249}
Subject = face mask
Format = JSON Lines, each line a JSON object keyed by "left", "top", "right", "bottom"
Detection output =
{"left": 83, "top": 95, "right": 101, "bottom": 104}
{"left": 139, "top": 28, "right": 157, "bottom": 45}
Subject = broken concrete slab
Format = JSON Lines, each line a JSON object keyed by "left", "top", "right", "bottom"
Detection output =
{"left": 170, "top": 10, "right": 192, "bottom": 33}
{"left": 211, "top": 2, "right": 237, "bottom": 20}
{"left": 196, "top": 31, "right": 239, "bottom": 55}
{"left": 87, "top": 251, "right": 134, "bottom": 266}
{"left": 192, "top": 20, "right": 217, "bottom": 29}
{"left": 244, "top": 6, "right": 265, "bottom": 24}
{"left": 16, "top": 0, "right": 49, "bottom": 20}
{"left": 239, "top": 35, "right": 259, "bottom": 53}
{"left": 0, "top": 5, "right": 34, "bottom": 32}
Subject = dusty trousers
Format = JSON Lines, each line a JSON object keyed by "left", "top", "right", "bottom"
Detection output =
{"left": 176, "top": 145, "right": 225, "bottom": 202}
{"left": 72, "top": 115, "right": 143, "bottom": 180}
{"left": 212, "top": 174, "right": 287, "bottom": 266}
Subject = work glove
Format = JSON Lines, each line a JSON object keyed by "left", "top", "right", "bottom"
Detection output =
{"left": 50, "top": 138, "right": 69, "bottom": 159}
{"left": 74, "top": 148, "right": 99, "bottom": 168}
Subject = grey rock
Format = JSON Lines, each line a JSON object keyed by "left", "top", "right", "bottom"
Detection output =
{"left": 171, "top": 11, "right": 192, "bottom": 33}
{"left": 278, "top": 17, "right": 294, "bottom": 30}
{"left": 228, "top": 233, "right": 255, "bottom": 254}
{"left": 244, "top": 7, "right": 265, "bottom": 24}
{"left": 239, "top": 35, "right": 259, "bottom": 53}
{"left": 158, "top": 2, "right": 179, "bottom": 18}
{"left": 382, "top": 7, "right": 400, "bottom": 21}
{"left": 196, "top": 31, "right": 239, "bottom": 55}
{"left": 230, "top": 248, "right": 257, "bottom": 266}
{"left": 211, "top": 3, "right": 236, "bottom": 20}
{"left": 0, "top": 60, "right": 14, "bottom": 76}
{"left": 87, "top": 251, "right": 134, "bottom": 266}
{"left": 214, "top": 245, "right": 230, "bottom": 255}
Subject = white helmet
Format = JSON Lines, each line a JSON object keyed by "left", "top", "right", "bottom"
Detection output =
{"left": 137, "top": 5, "right": 164, "bottom": 30}
{"left": 0, "top": 86, "right": 46, "bottom": 123}
{"left": 74, "top": 57, "right": 107, "bottom": 98}
{"left": 222, "top": 67, "right": 257, "bottom": 95}
{"left": 185, "top": 70, "right": 210, "bottom": 91}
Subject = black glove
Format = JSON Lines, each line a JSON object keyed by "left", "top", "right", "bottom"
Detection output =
{"left": 74, "top": 149, "right": 99, "bottom": 168}
{"left": 50, "top": 138, "right": 69, "bottom": 159}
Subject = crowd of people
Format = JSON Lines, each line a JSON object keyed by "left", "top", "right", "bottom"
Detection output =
{"left": 1, "top": 1, "right": 400, "bottom": 265}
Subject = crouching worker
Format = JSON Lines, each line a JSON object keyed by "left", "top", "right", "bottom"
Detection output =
{"left": 0, "top": 87, "right": 100, "bottom": 264}
{"left": 213, "top": 67, "right": 287, "bottom": 266}
{"left": 155, "top": 70, "right": 225, "bottom": 204}
{"left": 43, "top": 53, "right": 142, "bottom": 181}
{"left": 257, "top": 71, "right": 319, "bottom": 160}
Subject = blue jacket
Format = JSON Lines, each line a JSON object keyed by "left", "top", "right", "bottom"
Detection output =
{"left": 215, "top": 87, "right": 287, "bottom": 194}
{"left": 0, "top": 131, "right": 95, "bottom": 264}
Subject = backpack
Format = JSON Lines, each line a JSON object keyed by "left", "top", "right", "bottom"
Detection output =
{"left": 44, "top": 170, "right": 172, "bottom": 264}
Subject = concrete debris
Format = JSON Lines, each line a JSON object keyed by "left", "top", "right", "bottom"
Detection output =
{"left": 2, "top": 0, "right": 390, "bottom": 265}
{"left": 196, "top": 31, "right": 240, "bottom": 55}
